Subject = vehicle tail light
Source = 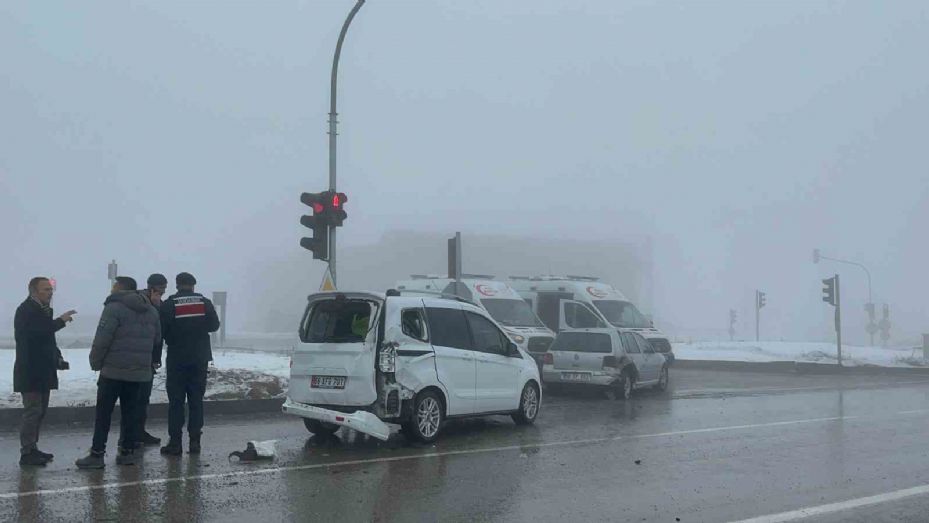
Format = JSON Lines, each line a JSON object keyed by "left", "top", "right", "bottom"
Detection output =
{"left": 543, "top": 353, "right": 554, "bottom": 365}
{"left": 602, "top": 356, "right": 619, "bottom": 368}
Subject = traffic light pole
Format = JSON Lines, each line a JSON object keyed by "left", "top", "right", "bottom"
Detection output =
{"left": 327, "top": 0, "right": 365, "bottom": 288}
{"left": 815, "top": 251, "right": 873, "bottom": 346}
{"left": 835, "top": 274, "right": 843, "bottom": 366}
{"left": 755, "top": 291, "right": 759, "bottom": 342}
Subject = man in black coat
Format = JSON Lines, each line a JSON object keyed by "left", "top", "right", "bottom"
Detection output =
{"left": 160, "top": 272, "right": 220, "bottom": 456}
{"left": 13, "top": 277, "right": 76, "bottom": 467}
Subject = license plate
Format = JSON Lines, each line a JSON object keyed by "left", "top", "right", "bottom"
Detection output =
{"left": 562, "top": 372, "right": 591, "bottom": 382}
{"left": 311, "top": 375, "right": 346, "bottom": 389}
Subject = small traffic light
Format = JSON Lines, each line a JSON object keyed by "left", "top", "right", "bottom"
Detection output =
{"left": 729, "top": 309, "right": 737, "bottom": 323}
{"left": 328, "top": 192, "right": 348, "bottom": 226}
{"left": 822, "top": 277, "right": 836, "bottom": 306}
{"left": 757, "top": 291, "right": 766, "bottom": 309}
{"left": 300, "top": 192, "right": 329, "bottom": 260}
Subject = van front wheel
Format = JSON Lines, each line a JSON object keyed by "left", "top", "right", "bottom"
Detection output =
{"left": 511, "top": 382, "right": 540, "bottom": 425}
{"left": 402, "top": 390, "right": 444, "bottom": 444}
{"left": 303, "top": 419, "right": 340, "bottom": 436}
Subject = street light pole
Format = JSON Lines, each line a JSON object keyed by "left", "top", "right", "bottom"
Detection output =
{"left": 813, "top": 249, "right": 874, "bottom": 345}
{"left": 327, "top": 0, "right": 365, "bottom": 288}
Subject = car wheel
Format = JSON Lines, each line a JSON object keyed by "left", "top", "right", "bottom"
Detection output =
{"left": 606, "top": 370, "right": 634, "bottom": 400}
{"left": 303, "top": 419, "right": 340, "bottom": 436}
{"left": 511, "top": 382, "right": 541, "bottom": 425}
{"left": 402, "top": 390, "right": 444, "bottom": 444}
{"left": 657, "top": 365, "right": 669, "bottom": 392}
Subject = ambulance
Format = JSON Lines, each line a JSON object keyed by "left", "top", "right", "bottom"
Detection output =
{"left": 395, "top": 276, "right": 557, "bottom": 359}
{"left": 508, "top": 276, "right": 674, "bottom": 364}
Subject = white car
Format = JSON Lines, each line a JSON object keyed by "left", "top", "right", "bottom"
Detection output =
{"left": 283, "top": 291, "right": 542, "bottom": 443}
{"left": 542, "top": 328, "right": 669, "bottom": 399}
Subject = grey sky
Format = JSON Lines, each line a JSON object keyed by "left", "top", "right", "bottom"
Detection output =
{"left": 2, "top": 1, "right": 927, "bottom": 343}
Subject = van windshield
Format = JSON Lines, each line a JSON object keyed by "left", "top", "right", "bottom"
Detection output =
{"left": 480, "top": 298, "right": 544, "bottom": 327}
{"left": 303, "top": 299, "right": 375, "bottom": 343}
{"left": 551, "top": 331, "right": 612, "bottom": 353}
{"left": 593, "top": 300, "right": 651, "bottom": 328}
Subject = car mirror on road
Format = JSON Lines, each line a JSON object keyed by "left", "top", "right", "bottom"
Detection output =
{"left": 508, "top": 342, "right": 519, "bottom": 356}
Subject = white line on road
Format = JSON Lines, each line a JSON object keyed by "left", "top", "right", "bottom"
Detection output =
{"left": 896, "top": 409, "right": 929, "bottom": 415}
{"left": 0, "top": 415, "right": 851, "bottom": 500}
{"left": 729, "top": 484, "right": 929, "bottom": 523}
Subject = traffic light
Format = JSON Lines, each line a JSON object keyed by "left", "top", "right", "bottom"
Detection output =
{"left": 328, "top": 192, "right": 348, "bottom": 226}
{"left": 822, "top": 277, "right": 836, "bottom": 306}
{"left": 729, "top": 309, "right": 737, "bottom": 324}
{"left": 757, "top": 291, "right": 766, "bottom": 309}
{"left": 300, "top": 192, "right": 329, "bottom": 260}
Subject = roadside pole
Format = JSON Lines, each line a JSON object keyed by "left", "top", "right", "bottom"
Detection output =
{"left": 755, "top": 291, "right": 760, "bottom": 342}
{"left": 835, "top": 274, "right": 843, "bottom": 367}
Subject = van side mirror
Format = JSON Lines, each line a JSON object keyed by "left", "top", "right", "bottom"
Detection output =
{"left": 508, "top": 342, "right": 519, "bottom": 356}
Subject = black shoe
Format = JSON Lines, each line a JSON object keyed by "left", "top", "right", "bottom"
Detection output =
{"left": 19, "top": 450, "right": 50, "bottom": 467}
{"left": 188, "top": 434, "right": 201, "bottom": 455}
{"left": 75, "top": 451, "right": 105, "bottom": 470}
{"left": 35, "top": 449, "right": 54, "bottom": 461}
{"left": 116, "top": 450, "right": 136, "bottom": 466}
{"left": 160, "top": 440, "right": 182, "bottom": 456}
{"left": 140, "top": 432, "right": 161, "bottom": 446}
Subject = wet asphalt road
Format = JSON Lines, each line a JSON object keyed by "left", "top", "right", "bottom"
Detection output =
{"left": 3, "top": 368, "right": 929, "bottom": 522}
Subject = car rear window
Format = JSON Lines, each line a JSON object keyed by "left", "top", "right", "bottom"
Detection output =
{"left": 304, "top": 299, "right": 373, "bottom": 343}
{"left": 550, "top": 332, "right": 612, "bottom": 353}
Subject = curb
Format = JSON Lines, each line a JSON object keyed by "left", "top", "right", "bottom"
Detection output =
{"left": 676, "top": 359, "right": 929, "bottom": 376}
{"left": 0, "top": 398, "right": 285, "bottom": 430}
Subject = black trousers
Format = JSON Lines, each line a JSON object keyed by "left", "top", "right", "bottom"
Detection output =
{"left": 92, "top": 377, "right": 141, "bottom": 453}
{"left": 166, "top": 363, "right": 208, "bottom": 440}
{"left": 119, "top": 378, "right": 153, "bottom": 446}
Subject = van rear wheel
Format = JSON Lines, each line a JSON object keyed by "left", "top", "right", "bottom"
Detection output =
{"left": 402, "top": 390, "right": 444, "bottom": 444}
{"left": 303, "top": 419, "right": 340, "bottom": 436}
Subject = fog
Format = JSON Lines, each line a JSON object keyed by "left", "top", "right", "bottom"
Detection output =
{"left": 2, "top": 1, "right": 927, "bottom": 345}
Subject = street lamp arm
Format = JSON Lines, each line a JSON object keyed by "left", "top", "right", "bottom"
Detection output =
{"left": 820, "top": 255, "right": 872, "bottom": 302}
{"left": 330, "top": 0, "right": 366, "bottom": 119}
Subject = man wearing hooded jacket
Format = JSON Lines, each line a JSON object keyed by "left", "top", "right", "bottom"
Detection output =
{"left": 76, "top": 276, "right": 161, "bottom": 469}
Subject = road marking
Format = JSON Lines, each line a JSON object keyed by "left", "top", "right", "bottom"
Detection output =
{"left": 1, "top": 415, "right": 850, "bottom": 500}
{"left": 729, "top": 483, "right": 929, "bottom": 523}
{"left": 896, "top": 409, "right": 929, "bottom": 415}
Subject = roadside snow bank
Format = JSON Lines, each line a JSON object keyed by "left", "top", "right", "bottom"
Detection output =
{"left": 1, "top": 348, "right": 291, "bottom": 408}
{"left": 674, "top": 341, "right": 926, "bottom": 368}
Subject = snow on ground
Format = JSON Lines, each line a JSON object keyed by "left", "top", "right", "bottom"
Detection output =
{"left": 674, "top": 341, "right": 928, "bottom": 368}
{"left": 0, "top": 348, "right": 291, "bottom": 408}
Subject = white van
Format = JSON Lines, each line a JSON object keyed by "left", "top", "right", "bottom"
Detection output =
{"left": 283, "top": 291, "right": 541, "bottom": 443}
{"left": 395, "top": 276, "right": 556, "bottom": 357}
{"left": 509, "top": 276, "right": 675, "bottom": 363}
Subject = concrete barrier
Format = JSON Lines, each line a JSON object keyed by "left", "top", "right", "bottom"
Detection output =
{"left": 0, "top": 398, "right": 285, "bottom": 431}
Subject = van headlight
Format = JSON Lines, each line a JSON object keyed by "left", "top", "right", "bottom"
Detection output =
{"left": 379, "top": 342, "right": 398, "bottom": 373}
{"left": 510, "top": 334, "right": 526, "bottom": 344}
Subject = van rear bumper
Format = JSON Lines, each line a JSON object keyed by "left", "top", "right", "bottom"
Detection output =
{"left": 282, "top": 398, "right": 391, "bottom": 441}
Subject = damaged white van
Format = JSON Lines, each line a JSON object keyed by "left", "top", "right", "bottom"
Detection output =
{"left": 283, "top": 291, "right": 542, "bottom": 443}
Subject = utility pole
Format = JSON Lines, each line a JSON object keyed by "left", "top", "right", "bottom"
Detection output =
{"left": 327, "top": 0, "right": 366, "bottom": 288}
{"left": 755, "top": 290, "right": 766, "bottom": 342}
{"left": 728, "top": 309, "right": 736, "bottom": 341}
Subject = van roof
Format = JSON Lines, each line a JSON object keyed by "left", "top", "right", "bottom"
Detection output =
{"left": 396, "top": 278, "right": 524, "bottom": 301}
{"left": 508, "top": 278, "right": 629, "bottom": 301}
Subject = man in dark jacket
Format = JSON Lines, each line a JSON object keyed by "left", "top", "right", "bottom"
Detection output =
{"left": 76, "top": 276, "right": 161, "bottom": 469}
{"left": 160, "top": 272, "right": 219, "bottom": 456}
{"left": 119, "top": 273, "right": 168, "bottom": 449}
{"left": 14, "top": 277, "right": 76, "bottom": 466}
